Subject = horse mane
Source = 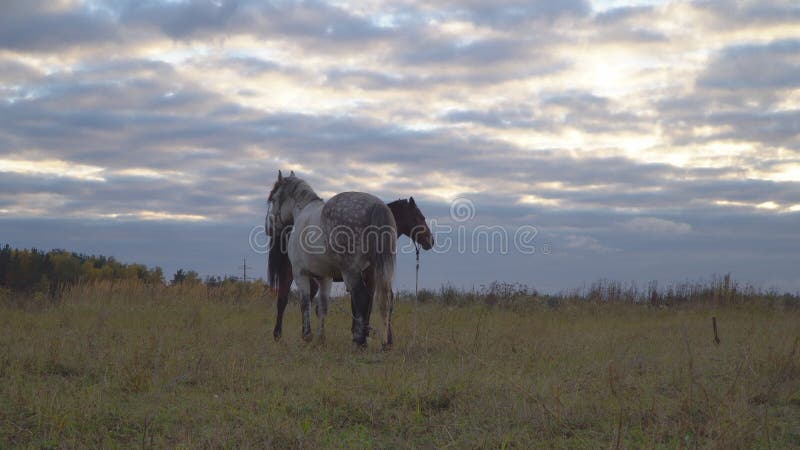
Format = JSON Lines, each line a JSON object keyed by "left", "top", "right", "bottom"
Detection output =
{"left": 387, "top": 199, "right": 408, "bottom": 221}
{"left": 267, "top": 176, "right": 320, "bottom": 290}
{"left": 387, "top": 198, "right": 408, "bottom": 209}
{"left": 270, "top": 176, "right": 321, "bottom": 209}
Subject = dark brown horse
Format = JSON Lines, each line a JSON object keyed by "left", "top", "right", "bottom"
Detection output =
{"left": 269, "top": 197, "right": 433, "bottom": 341}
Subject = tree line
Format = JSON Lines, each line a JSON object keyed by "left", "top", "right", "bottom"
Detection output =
{"left": 0, "top": 244, "right": 257, "bottom": 293}
{"left": 0, "top": 244, "right": 165, "bottom": 293}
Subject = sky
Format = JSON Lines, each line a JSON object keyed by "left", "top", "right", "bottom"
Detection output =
{"left": 1, "top": 0, "right": 799, "bottom": 293}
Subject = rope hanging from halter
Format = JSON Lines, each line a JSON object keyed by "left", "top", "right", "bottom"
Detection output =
{"left": 414, "top": 242, "right": 420, "bottom": 297}
{"left": 412, "top": 241, "right": 420, "bottom": 346}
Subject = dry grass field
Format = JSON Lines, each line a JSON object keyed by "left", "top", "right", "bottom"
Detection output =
{"left": 1, "top": 281, "right": 799, "bottom": 448}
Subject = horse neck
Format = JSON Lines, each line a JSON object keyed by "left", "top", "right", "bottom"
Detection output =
{"left": 285, "top": 181, "right": 322, "bottom": 218}
{"left": 387, "top": 202, "right": 409, "bottom": 238}
{"left": 290, "top": 197, "right": 322, "bottom": 221}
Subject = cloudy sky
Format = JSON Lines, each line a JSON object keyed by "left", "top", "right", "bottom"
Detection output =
{"left": 1, "top": 0, "right": 799, "bottom": 292}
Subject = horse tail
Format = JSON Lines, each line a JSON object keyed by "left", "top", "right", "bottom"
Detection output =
{"left": 367, "top": 203, "right": 396, "bottom": 284}
{"left": 367, "top": 203, "right": 396, "bottom": 349}
{"left": 268, "top": 228, "right": 290, "bottom": 289}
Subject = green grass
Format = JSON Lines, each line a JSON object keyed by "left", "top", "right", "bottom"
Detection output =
{"left": 1, "top": 281, "right": 799, "bottom": 448}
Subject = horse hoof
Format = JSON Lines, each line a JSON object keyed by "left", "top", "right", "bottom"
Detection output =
{"left": 302, "top": 333, "right": 313, "bottom": 343}
{"left": 381, "top": 342, "right": 393, "bottom": 352}
{"left": 352, "top": 336, "right": 367, "bottom": 348}
{"left": 273, "top": 331, "right": 282, "bottom": 341}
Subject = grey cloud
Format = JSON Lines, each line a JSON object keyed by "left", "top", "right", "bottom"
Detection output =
{"left": 622, "top": 217, "right": 692, "bottom": 234}
{"left": 707, "top": 110, "right": 800, "bottom": 146}
{"left": 694, "top": 0, "right": 800, "bottom": 27}
{"left": 217, "top": 57, "right": 282, "bottom": 76}
{"left": 698, "top": 39, "right": 800, "bottom": 91}
{"left": 542, "top": 93, "right": 649, "bottom": 132}
{"left": 0, "top": 58, "right": 43, "bottom": 84}
{"left": 0, "top": 2, "right": 118, "bottom": 51}
{"left": 117, "top": 0, "right": 390, "bottom": 45}
{"left": 595, "top": 6, "right": 654, "bottom": 23}
{"left": 437, "top": 0, "right": 591, "bottom": 27}
{"left": 67, "top": 59, "right": 177, "bottom": 82}
{"left": 0, "top": 172, "right": 191, "bottom": 215}
{"left": 118, "top": 0, "right": 240, "bottom": 39}
{"left": 592, "top": 6, "right": 667, "bottom": 43}
{"left": 0, "top": 59, "right": 247, "bottom": 166}
{"left": 0, "top": 0, "right": 575, "bottom": 88}
{"left": 251, "top": 1, "right": 389, "bottom": 42}
{"left": 400, "top": 37, "right": 533, "bottom": 66}
{"left": 659, "top": 102, "right": 800, "bottom": 148}
{"left": 521, "top": 176, "right": 800, "bottom": 212}
{"left": 443, "top": 107, "right": 546, "bottom": 129}
{"left": 605, "top": 28, "right": 667, "bottom": 43}
{"left": 324, "top": 69, "right": 426, "bottom": 90}
{"left": 444, "top": 92, "right": 648, "bottom": 134}
{"left": 674, "top": 178, "right": 800, "bottom": 206}
{"left": 388, "top": 30, "right": 572, "bottom": 83}
{"left": 659, "top": 40, "right": 800, "bottom": 147}
{"left": 0, "top": 0, "right": 394, "bottom": 55}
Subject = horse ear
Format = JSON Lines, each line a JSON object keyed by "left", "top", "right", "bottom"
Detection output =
{"left": 278, "top": 170, "right": 283, "bottom": 181}
{"left": 409, "top": 196, "right": 416, "bottom": 206}
{"left": 290, "top": 170, "right": 295, "bottom": 177}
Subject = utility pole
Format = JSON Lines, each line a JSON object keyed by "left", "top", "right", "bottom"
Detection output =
{"left": 239, "top": 257, "right": 252, "bottom": 283}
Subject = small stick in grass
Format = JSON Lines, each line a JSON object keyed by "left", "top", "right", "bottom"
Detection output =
{"left": 712, "top": 317, "right": 721, "bottom": 345}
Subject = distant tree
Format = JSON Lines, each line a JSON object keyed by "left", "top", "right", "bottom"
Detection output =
{"left": 51, "top": 251, "right": 81, "bottom": 285}
{"left": 171, "top": 269, "right": 201, "bottom": 286}
{"left": 149, "top": 266, "right": 165, "bottom": 285}
{"left": 171, "top": 269, "right": 187, "bottom": 286}
{"left": 183, "top": 270, "right": 201, "bottom": 285}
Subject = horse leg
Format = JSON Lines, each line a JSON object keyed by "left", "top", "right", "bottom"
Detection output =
{"left": 309, "top": 277, "right": 319, "bottom": 337}
{"left": 352, "top": 269, "right": 374, "bottom": 336}
{"left": 315, "top": 277, "right": 331, "bottom": 342}
{"left": 273, "top": 265, "right": 293, "bottom": 340}
{"left": 344, "top": 272, "right": 371, "bottom": 347}
{"left": 386, "top": 290, "right": 394, "bottom": 348}
{"left": 371, "top": 267, "right": 394, "bottom": 351}
{"left": 364, "top": 269, "right": 375, "bottom": 337}
{"left": 295, "top": 274, "right": 313, "bottom": 342}
{"left": 377, "top": 277, "right": 393, "bottom": 351}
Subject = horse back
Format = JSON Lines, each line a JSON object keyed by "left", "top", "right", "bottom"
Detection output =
{"left": 321, "top": 192, "right": 396, "bottom": 258}
{"left": 322, "top": 192, "right": 393, "bottom": 228}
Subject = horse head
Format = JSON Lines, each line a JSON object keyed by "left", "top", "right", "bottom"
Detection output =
{"left": 389, "top": 197, "right": 434, "bottom": 250}
{"left": 266, "top": 170, "right": 304, "bottom": 235}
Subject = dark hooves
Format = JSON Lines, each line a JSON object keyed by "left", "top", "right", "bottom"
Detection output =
{"left": 273, "top": 330, "right": 282, "bottom": 341}
{"left": 381, "top": 343, "right": 393, "bottom": 352}
{"left": 302, "top": 333, "right": 313, "bottom": 343}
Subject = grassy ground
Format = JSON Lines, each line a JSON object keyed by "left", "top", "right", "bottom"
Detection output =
{"left": 1, "top": 282, "right": 799, "bottom": 448}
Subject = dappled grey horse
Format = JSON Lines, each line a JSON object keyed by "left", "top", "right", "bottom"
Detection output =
{"left": 267, "top": 171, "right": 396, "bottom": 348}
{"left": 269, "top": 197, "right": 434, "bottom": 342}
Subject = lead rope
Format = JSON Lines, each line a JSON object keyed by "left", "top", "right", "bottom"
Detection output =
{"left": 412, "top": 242, "right": 420, "bottom": 347}
{"left": 415, "top": 243, "right": 420, "bottom": 297}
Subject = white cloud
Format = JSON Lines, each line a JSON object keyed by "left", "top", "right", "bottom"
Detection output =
{"left": 0, "top": 158, "right": 106, "bottom": 182}
{"left": 623, "top": 217, "right": 692, "bottom": 234}
{"left": 564, "top": 234, "right": 618, "bottom": 253}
